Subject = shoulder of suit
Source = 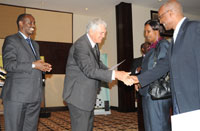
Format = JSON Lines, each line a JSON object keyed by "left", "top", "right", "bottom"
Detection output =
{"left": 187, "top": 21, "right": 200, "bottom": 34}
{"left": 159, "top": 39, "right": 170, "bottom": 46}
{"left": 73, "top": 34, "right": 90, "bottom": 49}
{"left": 5, "top": 33, "right": 19, "bottom": 40}
{"left": 75, "top": 34, "right": 87, "bottom": 42}
{"left": 183, "top": 20, "right": 200, "bottom": 30}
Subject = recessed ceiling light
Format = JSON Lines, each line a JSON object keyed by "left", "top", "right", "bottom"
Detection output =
{"left": 85, "top": 8, "right": 88, "bottom": 11}
{"left": 158, "top": 0, "right": 162, "bottom": 2}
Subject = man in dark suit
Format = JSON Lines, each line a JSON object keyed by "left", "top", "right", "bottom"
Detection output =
{"left": 130, "top": 42, "right": 150, "bottom": 131}
{"left": 130, "top": 42, "right": 150, "bottom": 75}
{"left": 63, "top": 18, "right": 133, "bottom": 131}
{"left": 2, "top": 14, "right": 52, "bottom": 131}
{"left": 131, "top": 0, "right": 200, "bottom": 115}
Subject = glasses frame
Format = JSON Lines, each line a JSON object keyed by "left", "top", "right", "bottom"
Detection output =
{"left": 150, "top": 10, "right": 174, "bottom": 37}
{"left": 158, "top": 10, "right": 170, "bottom": 20}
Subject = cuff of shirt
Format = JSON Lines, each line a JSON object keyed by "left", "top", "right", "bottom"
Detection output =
{"left": 112, "top": 70, "right": 115, "bottom": 80}
{"left": 32, "top": 64, "right": 35, "bottom": 68}
{"left": 135, "top": 69, "right": 139, "bottom": 74}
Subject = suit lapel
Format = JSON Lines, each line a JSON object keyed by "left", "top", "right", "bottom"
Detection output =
{"left": 84, "top": 35, "right": 100, "bottom": 65}
{"left": 171, "top": 19, "right": 189, "bottom": 57}
{"left": 17, "top": 33, "right": 37, "bottom": 60}
{"left": 31, "top": 40, "right": 40, "bottom": 60}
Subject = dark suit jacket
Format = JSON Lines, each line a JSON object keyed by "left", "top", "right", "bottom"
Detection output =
{"left": 139, "top": 39, "right": 169, "bottom": 96}
{"left": 138, "top": 18, "right": 200, "bottom": 113}
{"left": 1, "top": 32, "right": 43, "bottom": 103}
{"left": 63, "top": 34, "right": 112, "bottom": 111}
{"left": 130, "top": 56, "right": 143, "bottom": 75}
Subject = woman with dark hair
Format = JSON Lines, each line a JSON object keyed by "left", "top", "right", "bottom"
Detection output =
{"left": 137, "top": 19, "right": 172, "bottom": 131}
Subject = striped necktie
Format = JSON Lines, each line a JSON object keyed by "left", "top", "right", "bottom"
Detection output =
{"left": 26, "top": 38, "right": 36, "bottom": 56}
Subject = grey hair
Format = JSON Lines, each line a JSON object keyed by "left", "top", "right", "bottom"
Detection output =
{"left": 86, "top": 18, "right": 107, "bottom": 33}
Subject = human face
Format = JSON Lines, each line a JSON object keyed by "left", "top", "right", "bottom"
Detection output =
{"left": 158, "top": 7, "right": 173, "bottom": 30}
{"left": 89, "top": 24, "right": 106, "bottom": 43}
{"left": 144, "top": 24, "right": 158, "bottom": 43}
{"left": 19, "top": 15, "right": 36, "bottom": 37}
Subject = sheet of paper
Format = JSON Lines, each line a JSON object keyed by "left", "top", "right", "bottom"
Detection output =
{"left": 171, "top": 109, "right": 200, "bottom": 131}
{"left": 109, "top": 59, "right": 126, "bottom": 70}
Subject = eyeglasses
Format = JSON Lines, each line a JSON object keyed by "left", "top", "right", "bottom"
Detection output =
{"left": 158, "top": 10, "right": 170, "bottom": 20}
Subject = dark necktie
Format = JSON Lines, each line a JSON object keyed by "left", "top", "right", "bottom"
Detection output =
{"left": 94, "top": 44, "right": 100, "bottom": 63}
{"left": 26, "top": 38, "right": 36, "bottom": 56}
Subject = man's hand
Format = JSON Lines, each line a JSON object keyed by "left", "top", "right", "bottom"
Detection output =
{"left": 115, "top": 71, "right": 134, "bottom": 86}
{"left": 130, "top": 75, "right": 139, "bottom": 84}
{"left": 33, "top": 60, "right": 52, "bottom": 72}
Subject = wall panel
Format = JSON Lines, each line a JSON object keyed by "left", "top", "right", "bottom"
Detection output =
{"left": 26, "top": 8, "right": 72, "bottom": 43}
{"left": 0, "top": 5, "right": 25, "bottom": 38}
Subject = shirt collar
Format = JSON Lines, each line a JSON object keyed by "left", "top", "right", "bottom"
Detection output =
{"left": 148, "top": 37, "right": 163, "bottom": 50}
{"left": 19, "top": 31, "right": 28, "bottom": 39}
{"left": 87, "top": 33, "right": 96, "bottom": 48}
{"left": 173, "top": 17, "right": 186, "bottom": 43}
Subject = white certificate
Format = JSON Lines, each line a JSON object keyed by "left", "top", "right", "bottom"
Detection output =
{"left": 109, "top": 59, "right": 126, "bottom": 70}
{"left": 171, "top": 109, "right": 200, "bottom": 131}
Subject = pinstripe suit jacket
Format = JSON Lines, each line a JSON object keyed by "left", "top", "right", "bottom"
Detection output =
{"left": 63, "top": 34, "right": 112, "bottom": 111}
{"left": 1, "top": 32, "right": 43, "bottom": 103}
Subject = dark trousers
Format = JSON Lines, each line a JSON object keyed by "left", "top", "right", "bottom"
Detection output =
{"left": 68, "top": 103, "right": 94, "bottom": 131}
{"left": 137, "top": 94, "right": 145, "bottom": 131}
{"left": 4, "top": 100, "right": 41, "bottom": 131}
{"left": 142, "top": 94, "right": 172, "bottom": 131}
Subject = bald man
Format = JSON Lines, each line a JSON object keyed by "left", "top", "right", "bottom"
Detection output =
{"left": 131, "top": 0, "right": 200, "bottom": 115}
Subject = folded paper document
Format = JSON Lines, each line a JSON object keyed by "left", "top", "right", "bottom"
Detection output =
{"left": 109, "top": 59, "right": 126, "bottom": 70}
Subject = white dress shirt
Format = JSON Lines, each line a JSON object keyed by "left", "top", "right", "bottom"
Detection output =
{"left": 173, "top": 17, "right": 186, "bottom": 43}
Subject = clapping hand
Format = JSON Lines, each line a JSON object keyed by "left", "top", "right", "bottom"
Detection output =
{"left": 33, "top": 60, "right": 52, "bottom": 72}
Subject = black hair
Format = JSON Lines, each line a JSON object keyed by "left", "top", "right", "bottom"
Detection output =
{"left": 16, "top": 13, "right": 32, "bottom": 29}
{"left": 141, "top": 42, "right": 150, "bottom": 50}
{"left": 144, "top": 19, "right": 160, "bottom": 31}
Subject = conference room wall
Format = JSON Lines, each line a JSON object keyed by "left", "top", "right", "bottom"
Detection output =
{"left": 0, "top": 4, "right": 200, "bottom": 108}
{"left": 132, "top": 4, "right": 200, "bottom": 58}
{"left": 0, "top": 5, "right": 25, "bottom": 39}
{"left": 26, "top": 8, "right": 72, "bottom": 43}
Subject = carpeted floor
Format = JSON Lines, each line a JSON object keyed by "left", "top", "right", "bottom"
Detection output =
{"left": 0, "top": 110, "right": 139, "bottom": 131}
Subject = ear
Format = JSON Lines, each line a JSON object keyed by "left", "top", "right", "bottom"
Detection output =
{"left": 19, "top": 21, "right": 23, "bottom": 28}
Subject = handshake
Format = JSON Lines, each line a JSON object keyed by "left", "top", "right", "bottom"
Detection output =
{"left": 115, "top": 71, "right": 139, "bottom": 86}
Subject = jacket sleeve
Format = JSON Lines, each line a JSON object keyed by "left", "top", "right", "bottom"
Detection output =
{"left": 138, "top": 40, "right": 170, "bottom": 87}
